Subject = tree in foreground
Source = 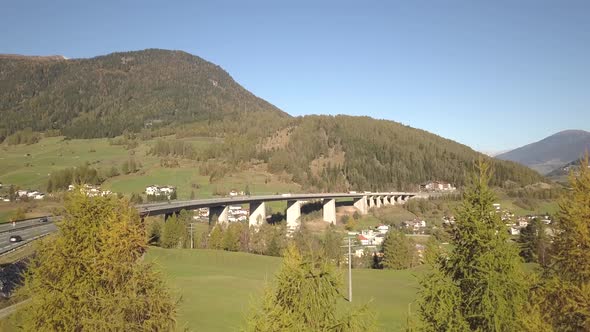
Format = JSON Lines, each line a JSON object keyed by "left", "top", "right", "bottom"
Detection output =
{"left": 416, "top": 159, "right": 542, "bottom": 331}
{"left": 161, "top": 210, "right": 190, "bottom": 248}
{"left": 18, "top": 191, "right": 176, "bottom": 331}
{"left": 539, "top": 155, "right": 590, "bottom": 330}
{"left": 381, "top": 230, "right": 416, "bottom": 269}
{"left": 245, "top": 244, "right": 376, "bottom": 332}
{"left": 518, "top": 217, "right": 550, "bottom": 266}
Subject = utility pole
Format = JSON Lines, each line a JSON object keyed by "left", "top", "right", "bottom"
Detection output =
{"left": 348, "top": 236, "right": 352, "bottom": 302}
{"left": 189, "top": 223, "right": 194, "bottom": 249}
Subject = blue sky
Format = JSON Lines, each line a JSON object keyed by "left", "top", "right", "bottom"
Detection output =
{"left": 2, "top": 0, "right": 589, "bottom": 153}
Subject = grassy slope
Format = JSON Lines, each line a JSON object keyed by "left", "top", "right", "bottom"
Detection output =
{"left": 146, "top": 248, "right": 421, "bottom": 332}
{"left": 495, "top": 191, "right": 560, "bottom": 216}
{"left": 0, "top": 137, "right": 298, "bottom": 198}
{"left": 0, "top": 137, "right": 299, "bottom": 220}
{"left": 0, "top": 137, "right": 130, "bottom": 190}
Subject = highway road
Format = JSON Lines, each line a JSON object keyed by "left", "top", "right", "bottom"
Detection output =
{"left": 0, "top": 216, "right": 57, "bottom": 233}
{"left": 0, "top": 222, "right": 57, "bottom": 255}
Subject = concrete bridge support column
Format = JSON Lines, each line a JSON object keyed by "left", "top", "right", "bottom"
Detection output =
{"left": 368, "top": 196, "right": 375, "bottom": 209}
{"left": 395, "top": 196, "right": 405, "bottom": 205}
{"left": 376, "top": 196, "right": 382, "bottom": 208}
{"left": 323, "top": 199, "right": 336, "bottom": 224}
{"left": 249, "top": 201, "right": 266, "bottom": 228}
{"left": 382, "top": 196, "right": 390, "bottom": 206}
{"left": 286, "top": 200, "right": 302, "bottom": 231}
{"left": 353, "top": 196, "right": 368, "bottom": 215}
{"left": 402, "top": 195, "right": 410, "bottom": 204}
{"left": 209, "top": 205, "right": 229, "bottom": 226}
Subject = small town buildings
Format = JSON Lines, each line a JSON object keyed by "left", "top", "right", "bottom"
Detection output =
{"left": 420, "top": 181, "right": 456, "bottom": 192}
{"left": 403, "top": 219, "right": 427, "bottom": 233}
{"left": 14, "top": 189, "right": 47, "bottom": 200}
{"left": 144, "top": 185, "right": 177, "bottom": 199}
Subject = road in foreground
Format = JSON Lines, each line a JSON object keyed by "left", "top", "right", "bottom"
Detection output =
{"left": 0, "top": 223, "right": 57, "bottom": 255}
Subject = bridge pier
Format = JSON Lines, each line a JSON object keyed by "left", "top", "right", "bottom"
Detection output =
{"left": 322, "top": 199, "right": 336, "bottom": 224}
{"left": 382, "top": 195, "right": 390, "bottom": 206}
{"left": 395, "top": 195, "right": 407, "bottom": 205}
{"left": 402, "top": 195, "right": 410, "bottom": 204}
{"left": 376, "top": 196, "right": 382, "bottom": 208}
{"left": 286, "top": 200, "right": 301, "bottom": 231}
{"left": 209, "top": 205, "right": 229, "bottom": 225}
{"left": 353, "top": 196, "right": 368, "bottom": 215}
{"left": 249, "top": 201, "right": 266, "bottom": 228}
{"left": 368, "top": 196, "right": 375, "bottom": 209}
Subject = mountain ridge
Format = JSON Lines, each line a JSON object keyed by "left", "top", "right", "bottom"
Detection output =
{"left": 496, "top": 130, "right": 590, "bottom": 175}
{"left": 0, "top": 48, "right": 545, "bottom": 189}
{"left": 0, "top": 48, "right": 288, "bottom": 139}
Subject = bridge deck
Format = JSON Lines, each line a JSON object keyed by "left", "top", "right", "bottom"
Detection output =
{"left": 137, "top": 192, "right": 416, "bottom": 217}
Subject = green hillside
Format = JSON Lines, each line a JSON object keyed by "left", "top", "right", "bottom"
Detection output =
{"left": 0, "top": 49, "right": 544, "bottom": 192}
{"left": 0, "top": 49, "right": 289, "bottom": 139}
{"left": 263, "top": 115, "right": 544, "bottom": 190}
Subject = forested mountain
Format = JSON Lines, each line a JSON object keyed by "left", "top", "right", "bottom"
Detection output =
{"left": 0, "top": 49, "right": 544, "bottom": 190}
{"left": 496, "top": 130, "right": 590, "bottom": 175}
{"left": 0, "top": 49, "right": 288, "bottom": 139}
{"left": 260, "top": 115, "right": 543, "bottom": 191}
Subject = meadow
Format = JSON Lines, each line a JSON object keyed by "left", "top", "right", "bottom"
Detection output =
{"left": 145, "top": 247, "right": 421, "bottom": 332}
{"left": 0, "top": 137, "right": 299, "bottom": 221}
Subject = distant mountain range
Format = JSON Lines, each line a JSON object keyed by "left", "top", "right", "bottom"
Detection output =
{"left": 0, "top": 49, "right": 544, "bottom": 190}
{"left": 496, "top": 130, "right": 590, "bottom": 175}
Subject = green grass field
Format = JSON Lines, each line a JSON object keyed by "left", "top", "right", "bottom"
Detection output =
{"left": 0, "top": 137, "right": 299, "bottom": 211}
{"left": 0, "top": 137, "right": 131, "bottom": 190}
{"left": 495, "top": 192, "right": 560, "bottom": 216}
{"left": 145, "top": 248, "right": 421, "bottom": 331}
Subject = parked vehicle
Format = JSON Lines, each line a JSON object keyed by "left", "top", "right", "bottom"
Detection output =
{"left": 39, "top": 216, "right": 49, "bottom": 223}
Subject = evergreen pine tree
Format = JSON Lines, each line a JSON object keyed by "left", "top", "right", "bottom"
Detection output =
{"left": 244, "top": 244, "right": 376, "bottom": 332}
{"left": 223, "top": 222, "right": 242, "bottom": 251}
{"left": 539, "top": 155, "right": 590, "bottom": 330}
{"left": 417, "top": 159, "right": 531, "bottom": 331}
{"left": 518, "top": 218, "right": 549, "bottom": 265}
{"left": 161, "top": 213, "right": 188, "bottom": 248}
{"left": 208, "top": 225, "right": 224, "bottom": 250}
{"left": 18, "top": 190, "right": 176, "bottom": 331}
{"left": 381, "top": 230, "right": 415, "bottom": 269}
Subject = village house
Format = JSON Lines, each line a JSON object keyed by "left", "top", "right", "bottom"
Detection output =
{"left": 68, "top": 184, "right": 112, "bottom": 197}
{"left": 510, "top": 227, "right": 521, "bottom": 235}
{"left": 376, "top": 225, "right": 389, "bottom": 234}
{"left": 357, "top": 234, "right": 371, "bottom": 246}
{"left": 15, "top": 189, "right": 46, "bottom": 200}
{"left": 144, "top": 185, "right": 177, "bottom": 198}
{"left": 403, "top": 219, "right": 427, "bottom": 233}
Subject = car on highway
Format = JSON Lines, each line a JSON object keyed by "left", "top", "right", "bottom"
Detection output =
{"left": 39, "top": 216, "right": 49, "bottom": 223}
{"left": 9, "top": 235, "right": 23, "bottom": 243}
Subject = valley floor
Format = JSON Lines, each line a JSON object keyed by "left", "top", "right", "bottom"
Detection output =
{"left": 145, "top": 247, "right": 422, "bottom": 332}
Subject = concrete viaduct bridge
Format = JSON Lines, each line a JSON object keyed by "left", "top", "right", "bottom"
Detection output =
{"left": 137, "top": 192, "right": 417, "bottom": 230}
